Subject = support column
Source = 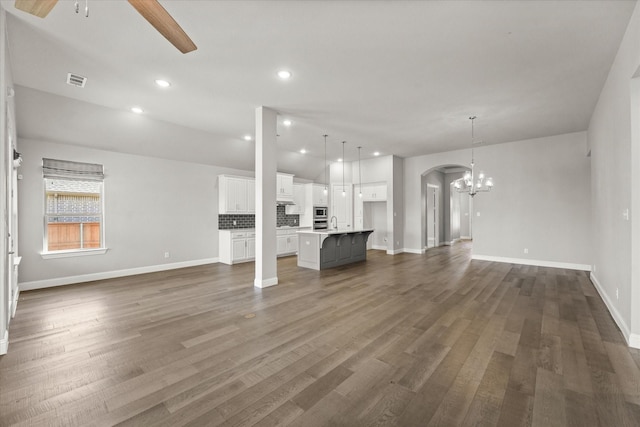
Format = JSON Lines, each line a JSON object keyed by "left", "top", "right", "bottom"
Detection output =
{"left": 254, "top": 106, "right": 278, "bottom": 288}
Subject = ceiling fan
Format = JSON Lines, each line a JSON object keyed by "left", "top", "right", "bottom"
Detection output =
{"left": 13, "top": 0, "right": 197, "bottom": 53}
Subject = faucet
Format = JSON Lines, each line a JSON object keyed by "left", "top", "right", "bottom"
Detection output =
{"left": 330, "top": 216, "right": 338, "bottom": 229}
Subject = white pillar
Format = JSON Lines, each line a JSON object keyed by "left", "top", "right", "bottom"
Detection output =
{"left": 254, "top": 107, "right": 278, "bottom": 288}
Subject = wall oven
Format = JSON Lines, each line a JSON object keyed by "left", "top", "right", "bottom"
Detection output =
{"left": 313, "top": 206, "right": 328, "bottom": 230}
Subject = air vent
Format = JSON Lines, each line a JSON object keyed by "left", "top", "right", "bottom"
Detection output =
{"left": 66, "top": 73, "right": 87, "bottom": 88}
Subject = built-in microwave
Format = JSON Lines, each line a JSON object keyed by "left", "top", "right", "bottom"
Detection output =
{"left": 314, "top": 206, "right": 328, "bottom": 219}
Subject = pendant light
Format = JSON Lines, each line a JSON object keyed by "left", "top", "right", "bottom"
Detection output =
{"left": 454, "top": 116, "right": 494, "bottom": 197}
{"left": 342, "top": 141, "right": 346, "bottom": 197}
{"left": 357, "top": 146, "right": 362, "bottom": 198}
{"left": 323, "top": 134, "right": 328, "bottom": 195}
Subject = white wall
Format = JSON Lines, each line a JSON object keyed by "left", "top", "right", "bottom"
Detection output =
{"left": 17, "top": 139, "right": 253, "bottom": 288}
{"left": 403, "top": 132, "right": 591, "bottom": 269}
{"left": 588, "top": 1, "right": 640, "bottom": 347}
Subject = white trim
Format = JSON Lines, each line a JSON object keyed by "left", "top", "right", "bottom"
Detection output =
{"left": 387, "top": 248, "right": 405, "bottom": 255}
{"left": 11, "top": 285, "right": 19, "bottom": 318}
{"left": 460, "top": 236, "right": 471, "bottom": 240}
{"left": 0, "top": 330, "right": 8, "bottom": 355}
{"left": 41, "top": 248, "right": 109, "bottom": 259}
{"left": 254, "top": 277, "right": 278, "bottom": 288}
{"left": 371, "top": 245, "right": 387, "bottom": 251}
{"left": 471, "top": 254, "right": 591, "bottom": 271}
{"left": 590, "top": 273, "right": 639, "bottom": 349}
{"left": 19, "top": 258, "right": 219, "bottom": 291}
{"left": 403, "top": 248, "right": 424, "bottom": 254}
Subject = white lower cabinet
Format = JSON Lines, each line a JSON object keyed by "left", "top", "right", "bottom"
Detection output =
{"left": 220, "top": 230, "right": 256, "bottom": 264}
{"left": 220, "top": 229, "right": 301, "bottom": 265}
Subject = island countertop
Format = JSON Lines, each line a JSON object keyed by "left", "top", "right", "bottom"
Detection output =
{"left": 297, "top": 228, "right": 374, "bottom": 236}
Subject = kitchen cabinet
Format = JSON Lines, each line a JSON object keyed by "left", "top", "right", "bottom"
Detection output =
{"left": 312, "top": 183, "right": 328, "bottom": 207}
{"left": 276, "top": 173, "right": 294, "bottom": 203}
{"left": 286, "top": 183, "right": 306, "bottom": 214}
{"left": 220, "top": 228, "right": 299, "bottom": 264}
{"left": 277, "top": 229, "right": 298, "bottom": 255}
{"left": 218, "top": 175, "right": 255, "bottom": 214}
{"left": 219, "top": 230, "right": 256, "bottom": 264}
{"left": 354, "top": 182, "right": 387, "bottom": 231}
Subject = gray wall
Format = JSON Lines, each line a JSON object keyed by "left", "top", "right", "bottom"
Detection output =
{"left": 17, "top": 139, "right": 252, "bottom": 285}
{"left": 588, "top": 1, "right": 640, "bottom": 344}
{"left": 404, "top": 132, "right": 591, "bottom": 268}
{"left": 472, "top": 132, "right": 591, "bottom": 266}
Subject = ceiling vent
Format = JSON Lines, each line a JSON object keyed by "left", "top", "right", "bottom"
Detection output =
{"left": 66, "top": 73, "right": 87, "bottom": 88}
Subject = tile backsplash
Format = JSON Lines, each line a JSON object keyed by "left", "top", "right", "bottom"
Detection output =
{"left": 219, "top": 206, "right": 299, "bottom": 230}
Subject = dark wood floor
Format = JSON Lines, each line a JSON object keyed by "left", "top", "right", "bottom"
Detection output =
{"left": 1, "top": 242, "right": 639, "bottom": 426}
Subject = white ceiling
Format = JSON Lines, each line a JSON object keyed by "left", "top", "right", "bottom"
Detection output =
{"left": 3, "top": 0, "right": 636, "bottom": 179}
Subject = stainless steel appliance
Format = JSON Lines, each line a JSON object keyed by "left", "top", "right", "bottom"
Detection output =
{"left": 313, "top": 206, "right": 328, "bottom": 230}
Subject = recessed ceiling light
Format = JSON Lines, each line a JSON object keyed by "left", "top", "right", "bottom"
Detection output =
{"left": 373, "top": 151, "right": 380, "bottom": 156}
{"left": 155, "top": 79, "right": 171, "bottom": 88}
{"left": 300, "top": 149, "right": 306, "bottom": 154}
{"left": 277, "top": 70, "right": 292, "bottom": 80}
{"left": 283, "top": 119, "right": 292, "bottom": 126}
{"left": 244, "top": 135, "right": 252, "bottom": 141}
{"left": 131, "top": 107, "right": 143, "bottom": 114}
{"left": 337, "top": 158, "right": 343, "bottom": 162}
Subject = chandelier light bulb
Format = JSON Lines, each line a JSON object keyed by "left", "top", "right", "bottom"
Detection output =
{"left": 486, "top": 178, "right": 494, "bottom": 187}
{"left": 478, "top": 172, "right": 485, "bottom": 180}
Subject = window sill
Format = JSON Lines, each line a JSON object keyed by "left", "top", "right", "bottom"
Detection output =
{"left": 41, "top": 248, "right": 109, "bottom": 259}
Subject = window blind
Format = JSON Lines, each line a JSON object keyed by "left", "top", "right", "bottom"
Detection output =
{"left": 43, "top": 158, "right": 104, "bottom": 181}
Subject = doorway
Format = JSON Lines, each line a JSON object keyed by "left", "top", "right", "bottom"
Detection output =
{"left": 426, "top": 184, "right": 439, "bottom": 249}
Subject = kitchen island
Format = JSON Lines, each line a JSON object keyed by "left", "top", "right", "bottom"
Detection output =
{"left": 297, "top": 228, "right": 374, "bottom": 270}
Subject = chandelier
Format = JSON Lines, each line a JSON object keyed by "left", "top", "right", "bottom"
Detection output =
{"left": 454, "top": 116, "right": 493, "bottom": 197}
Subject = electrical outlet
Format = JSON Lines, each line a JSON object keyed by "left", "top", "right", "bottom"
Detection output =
{"left": 616, "top": 288, "right": 619, "bottom": 300}
{"left": 476, "top": 212, "right": 481, "bottom": 217}
{"left": 524, "top": 248, "right": 528, "bottom": 254}
{"left": 164, "top": 252, "right": 170, "bottom": 259}
{"left": 593, "top": 265, "right": 597, "bottom": 273}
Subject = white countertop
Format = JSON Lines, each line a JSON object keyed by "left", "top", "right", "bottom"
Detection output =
{"left": 297, "top": 228, "right": 374, "bottom": 235}
{"left": 221, "top": 226, "right": 311, "bottom": 232}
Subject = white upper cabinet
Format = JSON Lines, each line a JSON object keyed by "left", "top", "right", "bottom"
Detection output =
{"left": 276, "top": 173, "right": 294, "bottom": 202}
{"left": 312, "top": 184, "right": 328, "bottom": 207}
{"left": 219, "top": 175, "right": 253, "bottom": 214}
{"left": 286, "top": 183, "right": 306, "bottom": 214}
{"left": 358, "top": 182, "right": 387, "bottom": 201}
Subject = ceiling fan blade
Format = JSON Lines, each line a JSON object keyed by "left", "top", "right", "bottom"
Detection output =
{"left": 15, "top": 0, "right": 58, "bottom": 18}
{"left": 127, "top": 0, "right": 197, "bottom": 54}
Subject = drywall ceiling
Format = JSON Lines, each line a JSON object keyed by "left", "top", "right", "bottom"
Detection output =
{"left": 2, "top": 0, "right": 636, "bottom": 179}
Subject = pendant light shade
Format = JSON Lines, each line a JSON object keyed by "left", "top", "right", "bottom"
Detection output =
{"left": 323, "top": 134, "right": 328, "bottom": 196}
{"left": 357, "top": 146, "right": 362, "bottom": 198}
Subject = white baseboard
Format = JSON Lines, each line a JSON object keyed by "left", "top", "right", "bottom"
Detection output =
{"left": 386, "top": 248, "right": 405, "bottom": 255}
{"left": 371, "top": 245, "right": 387, "bottom": 251}
{"left": 254, "top": 277, "right": 278, "bottom": 288}
{"left": 471, "top": 254, "right": 591, "bottom": 272}
{"left": 19, "top": 258, "right": 219, "bottom": 291}
{"left": 402, "top": 248, "right": 424, "bottom": 254}
{"left": 630, "top": 334, "right": 640, "bottom": 349}
{"left": 590, "top": 273, "right": 639, "bottom": 349}
{"left": 11, "top": 285, "right": 19, "bottom": 318}
{"left": 460, "top": 236, "right": 472, "bottom": 240}
{"left": 0, "top": 329, "right": 8, "bottom": 355}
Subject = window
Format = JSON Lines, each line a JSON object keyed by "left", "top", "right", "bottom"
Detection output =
{"left": 43, "top": 158, "right": 105, "bottom": 254}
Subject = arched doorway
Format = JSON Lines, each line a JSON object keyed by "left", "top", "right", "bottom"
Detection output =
{"left": 421, "top": 164, "right": 471, "bottom": 251}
